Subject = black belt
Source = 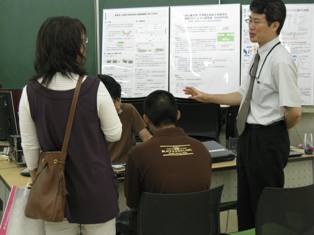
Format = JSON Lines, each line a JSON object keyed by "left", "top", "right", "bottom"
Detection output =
{"left": 246, "top": 120, "right": 285, "bottom": 129}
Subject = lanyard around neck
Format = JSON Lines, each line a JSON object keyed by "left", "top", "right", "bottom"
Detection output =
{"left": 249, "top": 41, "right": 281, "bottom": 80}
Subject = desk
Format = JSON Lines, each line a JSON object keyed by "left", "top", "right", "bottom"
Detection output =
{"left": 116, "top": 153, "right": 314, "bottom": 211}
{"left": 211, "top": 153, "right": 314, "bottom": 203}
{"left": 1, "top": 153, "right": 314, "bottom": 215}
{"left": 0, "top": 157, "right": 29, "bottom": 187}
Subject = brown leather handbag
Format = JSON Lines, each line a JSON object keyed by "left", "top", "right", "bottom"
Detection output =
{"left": 24, "top": 76, "right": 83, "bottom": 222}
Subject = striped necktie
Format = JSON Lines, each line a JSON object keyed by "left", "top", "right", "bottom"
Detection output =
{"left": 236, "top": 53, "right": 260, "bottom": 135}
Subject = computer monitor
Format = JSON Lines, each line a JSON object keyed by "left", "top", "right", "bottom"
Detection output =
{"left": 0, "top": 90, "right": 19, "bottom": 140}
{"left": 175, "top": 98, "right": 221, "bottom": 141}
{"left": 122, "top": 96, "right": 221, "bottom": 141}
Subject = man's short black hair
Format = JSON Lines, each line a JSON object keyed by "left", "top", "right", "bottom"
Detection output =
{"left": 144, "top": 90, "right": 178, "bottom": 127}
{"left": 97, "top": 74, "right": 121, "bottom": 100}
{"left": 250, "top": 0, "right": 286, "bottom": 35}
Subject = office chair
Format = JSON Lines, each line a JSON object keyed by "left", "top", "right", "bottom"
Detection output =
{"left": 230, "top": 184, "right": 314, "bottom": 235}
{"left": 137, "top": 185, "right": 223, "bottom": 235}
{"left": 255, "top": 184, "right": 314, "bottom": 235}
{"left": 175, "top": 98, "right": 221, "bottom": 141}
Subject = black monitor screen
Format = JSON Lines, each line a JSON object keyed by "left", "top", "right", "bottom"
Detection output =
{"left": 175, "top": 98, "right": 221, "bottom": 141}
{"left": 0, "top": 90, "right": 19, "bottom": 140}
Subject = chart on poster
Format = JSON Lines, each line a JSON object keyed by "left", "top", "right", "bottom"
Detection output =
{"left": 102, "top": 4, "right": 240, "bottom": 98}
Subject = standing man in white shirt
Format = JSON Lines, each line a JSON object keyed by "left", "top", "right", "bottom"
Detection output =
{"left": 184, "top": 0, "right": 302, "bottom": 231}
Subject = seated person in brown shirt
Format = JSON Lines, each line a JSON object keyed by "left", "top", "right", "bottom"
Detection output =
{"left": 124, "top": 90, "right": 212, "bottom": 233}
{"left": 98, "top": 74, "right": 152, "bottom": 164}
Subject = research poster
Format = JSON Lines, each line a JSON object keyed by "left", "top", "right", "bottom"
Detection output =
{"left": 242, "top": 4, "right": 314, "bottom": 105}
{"left": 102, "top": 7, "right": 169, "bottom": 97}
{"left": 170, "top": 4, "right": 241, "bottom": 97}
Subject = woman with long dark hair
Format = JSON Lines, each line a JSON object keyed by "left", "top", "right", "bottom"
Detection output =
{"left": 19, "top": 16, "right": 122, "bottom": 235}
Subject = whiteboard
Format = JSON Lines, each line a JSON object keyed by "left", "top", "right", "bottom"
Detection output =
{"left": 169, "top": 4, "right": 241, "bottom": 98}
{"left": 101, "top": 7, "right": 169, "bottom": 97}
{"left": 241, "top": 4, "right": 314, "bottom": 105}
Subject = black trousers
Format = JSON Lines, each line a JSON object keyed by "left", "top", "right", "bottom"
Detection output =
{"left": 236, "top": 121, "right": 289, "bottom": 231}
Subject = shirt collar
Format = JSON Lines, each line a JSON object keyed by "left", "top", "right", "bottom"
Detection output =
{"left": 153, "top": 127, "right": 186, "bottom": 138}
{"left": 257, "top": 37, "right": 280, "bottom": 55}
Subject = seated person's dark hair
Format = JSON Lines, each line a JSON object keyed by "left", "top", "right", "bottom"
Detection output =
{"left": 97, "top": 74, "right": 121, "bottom": 100}
{"left": 144, "top": 90, "right": 178, "bottom": 127}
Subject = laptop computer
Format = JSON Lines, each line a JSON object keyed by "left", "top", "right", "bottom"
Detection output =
{"left": 202, "top": 140, "right": 236, "bottom": 163}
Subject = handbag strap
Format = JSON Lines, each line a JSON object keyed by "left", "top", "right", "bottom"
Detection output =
{"left": 61, "top": 76, "right": 83, "bottom": 154}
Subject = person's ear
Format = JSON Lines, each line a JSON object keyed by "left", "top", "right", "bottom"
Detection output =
{"left": 80, "top": 42, "right": 87, "bottom": 57}
{"left": 113, "top": 98, "right": 121, "bottom": 113}
{"left": 271, "top": 21, "right": 280, "bottom": 34}
{"left": 143, "top": 114, "right": 150, "bottom": 125}
{"left": 143, "top": 114, "right": 156, "bottom": 134}
{"left": 116, "top": 97, "right": 122, "bottom": 106}
{"left": 176, "top": 110, "right": 181, "bottom": 121}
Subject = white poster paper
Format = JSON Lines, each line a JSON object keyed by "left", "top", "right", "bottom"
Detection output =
{"left": 102, "top": 7, "right": 169, "bottom": 97}
{"left": 170, "top": 4, "right": 241, "bottom": 97}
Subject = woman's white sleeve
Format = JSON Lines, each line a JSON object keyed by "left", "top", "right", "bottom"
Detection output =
{"left": 97, "top": 82, "right": 122, "bottom": 142}
{"left": 18, "top": 86, "right": 40, "bottom": 170}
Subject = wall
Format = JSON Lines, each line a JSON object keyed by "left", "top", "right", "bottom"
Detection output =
{"left": 0, "top": 0, "right": 313, "bottom": 144}
{"left": 0, "top": 0, "right": 97, "bottom": 89}
{"left": 2, "top": 0, "right": 313, "bottom": 88}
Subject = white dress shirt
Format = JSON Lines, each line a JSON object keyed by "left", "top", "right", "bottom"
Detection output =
{"left": 239, "top": 37, "right": 302, "bottom": 125}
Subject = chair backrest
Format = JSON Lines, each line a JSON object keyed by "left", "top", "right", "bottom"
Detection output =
{"left": 256, "top": 184, "right": 314, "bottom": 235}
{"left": 175, "top": 98, "right": 221, "bottom": 141}
{"left": 137, "top": 185, "right": 223, "bottom": 235}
